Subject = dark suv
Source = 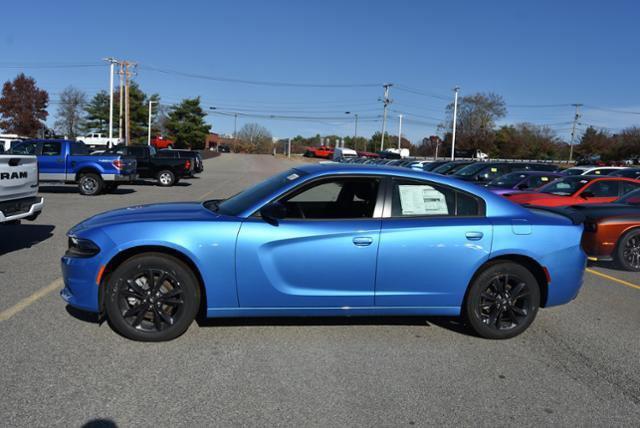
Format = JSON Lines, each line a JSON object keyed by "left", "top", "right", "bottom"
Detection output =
{"left": 452, "top": 162, "right": 559, "bottom": 184}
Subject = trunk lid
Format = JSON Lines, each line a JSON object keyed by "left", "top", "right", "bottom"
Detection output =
{"left": 0, "top": 155, "right": 38, "bottom": 201}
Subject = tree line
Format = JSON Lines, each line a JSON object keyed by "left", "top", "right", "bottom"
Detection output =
{"left": 1, "top": 73, "right": 638, "bottom": 159}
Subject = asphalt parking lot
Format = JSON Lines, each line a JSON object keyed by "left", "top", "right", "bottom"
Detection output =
{"left": 1, "top": 154, "right": 639, "bottom": 427}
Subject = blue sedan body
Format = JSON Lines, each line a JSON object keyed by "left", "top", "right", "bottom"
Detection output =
{"left": 61, "top": 163, "right": 586, "bottom": 318}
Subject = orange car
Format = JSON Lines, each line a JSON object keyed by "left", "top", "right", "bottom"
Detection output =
{"left": 570, "top": 189, "right": 640, "bottom": 271}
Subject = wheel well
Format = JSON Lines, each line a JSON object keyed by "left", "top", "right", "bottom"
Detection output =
{"left": 466, "top": 255, "right": 550, "bottom": 308}
{"left": 75, "top": 168, "right": 101, "bottom": 181}
{"left": 98, "top": 245, "right": 207, "bottom": 316}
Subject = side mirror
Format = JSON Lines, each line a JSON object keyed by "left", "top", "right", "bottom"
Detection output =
{"left": 580, "top": 191, "right": 595, "bottom": 199}
{"left": 259, "top": 202, "right": 287, "bottom": 225}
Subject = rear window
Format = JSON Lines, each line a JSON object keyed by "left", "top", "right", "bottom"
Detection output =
{"left": 70, "top": 142, "right": 90, "bottom": 155}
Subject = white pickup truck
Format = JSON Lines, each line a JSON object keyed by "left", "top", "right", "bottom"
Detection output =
{"left": 76, "top": 133, "right": 121, "bottom": 149}
{"left": 0, "top": 155, "right": 44, "bottom": 223}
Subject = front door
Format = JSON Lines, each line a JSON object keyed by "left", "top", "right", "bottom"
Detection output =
{"left": 375, "top": 178, "right": 493, "bottom": 308}
{"left": 38, "top": 140, "right": 66, "bottom": 180}
{"left": 236, "top": 176, "right": 383, "bottom": 307}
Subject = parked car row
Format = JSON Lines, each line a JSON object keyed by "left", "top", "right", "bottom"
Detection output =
{"left": 6, "top": 139, "right": 203, "bottom": 196}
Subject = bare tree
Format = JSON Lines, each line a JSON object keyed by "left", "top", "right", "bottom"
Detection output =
{"left": 236, "top": 123, "right": 273, "bottom": 153}
{"left": 54, "top": 86, "right": 86, "bottom": 139}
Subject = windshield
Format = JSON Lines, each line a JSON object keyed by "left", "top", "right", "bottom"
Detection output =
{"left": 539, "top": 176, "right": 591, "bottom": 196}
{"left": 487, "top": 172, "right": 527, "bottom": 188}
{"left": 455, "top": 162, "right": 489, "bottom": 177}
{"left": 432, "top": 162, "right": 457, "bottom": 174}
{"left": 214, "top": 169, "right": 307, "bottom": 216}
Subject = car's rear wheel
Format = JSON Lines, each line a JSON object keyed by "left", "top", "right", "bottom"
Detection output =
{"left": 78, "top": 173, "right": 103, "bottom": 196}
{"left": 104, "top": 253, "right": 200, "bottom": 341}
{"left": 464, "top": 261, "right": 540, "bottom": 339}
{"left": 157, "top": 170, "right": 175, "bottom": 186}
{"left": 615, "top": 229, "right": 640, "bottom": 271}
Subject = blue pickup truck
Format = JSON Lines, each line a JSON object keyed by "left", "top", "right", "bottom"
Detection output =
{"left": 9, "top": 139, "right": 137, "bottom": 195}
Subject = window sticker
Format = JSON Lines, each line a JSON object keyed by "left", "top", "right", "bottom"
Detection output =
{"left": 541, "top": 176, "right": 549, "bottom": 182}
{"left": 491, "top": 167, "right": 498, "bottom": 173}
{"left": 398, "top": 185, "right": 448, "bottom": 215}
{"left": 286, "top": 173, "right": 300, "bottom": 180}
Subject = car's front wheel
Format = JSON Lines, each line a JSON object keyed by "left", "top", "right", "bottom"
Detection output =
{"left": 464, "top": 261, "right": 540, "bottom": 339}
{"left": 104, "top": 253, "right": 201, "bottom": 341}
{"left": 615, "top": 229, "right": 640, "bottom": 271}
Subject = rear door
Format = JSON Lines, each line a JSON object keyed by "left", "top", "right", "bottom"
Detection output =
{"left": 375, "top": 177, "right": 492, "bottom": 308}
{"left": 38, "top": 141, "right": 67, "bottom": 180}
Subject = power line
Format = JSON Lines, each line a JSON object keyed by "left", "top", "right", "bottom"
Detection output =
{"left": 583, "top": 105, "right": 640, "bottom": 115}
{"left": 393, "top": 84, "right": 450, "bottom": 101}
{"left": 140, "top": 64, "right": 382, "bottom": 88}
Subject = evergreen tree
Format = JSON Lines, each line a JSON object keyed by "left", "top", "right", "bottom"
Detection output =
{"left": 165, "top": 97, "right": 211, "bottom": 149}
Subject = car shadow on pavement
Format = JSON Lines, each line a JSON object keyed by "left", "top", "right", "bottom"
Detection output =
{"left": 197, "top": 315, "right": 475, "bottom": 336}
{"left": 0, "top": 224, "right": 55, "bottom": 256}
{"left": 38, "top": 186, "right": 136, "bottom": 195}
{"left": 587, "top": 260, "right": 628, "bottom": 272}
{"left": 65, "top": 307, "right": 477, "bottom": 338}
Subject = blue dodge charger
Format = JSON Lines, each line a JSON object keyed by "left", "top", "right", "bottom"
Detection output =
{"left": 61, "top": 163, "right": 586, "bottom": 341}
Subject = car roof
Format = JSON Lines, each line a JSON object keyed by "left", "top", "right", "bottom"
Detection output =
{"left": 579, "top": 175, "right": 636, "bottom": 181}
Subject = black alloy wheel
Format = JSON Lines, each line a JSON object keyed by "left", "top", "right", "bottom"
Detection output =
{"left": 465, "top": 262, "right": 540, "bottom": 339}
{"left": 105, "top": 253, "right": 200, "bottom": 341}
{"left": 617, "top": 229, "right": 640, "bottom": 271}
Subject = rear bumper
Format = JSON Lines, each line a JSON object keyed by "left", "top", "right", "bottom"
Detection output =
{"left": 103, "top": 173, "right": 138, "bottom": 182}
{"left": 0, "top": 196, "right": 44, "bottom": 223}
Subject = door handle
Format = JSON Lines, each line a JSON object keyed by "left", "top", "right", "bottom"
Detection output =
{"left": 465, "top": 231, "right": 484, "bottom": 241}
{"left": 353, "top": 237, "right": 373, "bottom": 247}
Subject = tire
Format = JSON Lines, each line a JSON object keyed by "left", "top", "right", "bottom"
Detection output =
{"left": 78, "top": 173, "right": 104, "bottom": 196}
{"left": 464, "top": 261, "right": 540, "bottom": 340}
{"left": 157, "top": 170, "right": 175, "bottom": 186}
{"left": 615, "top": 229, "right": 640, "bottom": 271}
{"left": 104, "top": 253, "right": 201, "bottom": 342}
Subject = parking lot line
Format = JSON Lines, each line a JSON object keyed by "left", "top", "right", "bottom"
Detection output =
{"left": 0, "top": 278, "right": 63, "bottom": 322}
{"left": 586, "top": 268, "right": 640, "bottom": 291}
{"left": 198, "top": 190, "right": 215, "bottom": 200}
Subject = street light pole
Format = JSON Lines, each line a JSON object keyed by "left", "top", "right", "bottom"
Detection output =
{"left": 450, "top": 86, "right": 460, "bottom": 160}
{"left": 397, "top": 114, "right": 403, "bottom": 150}
{"left": 103, "top": 58, "right": 118, "bottom": 146}
{"left": 147, "top": 100, "right": 157, "bottom": 146}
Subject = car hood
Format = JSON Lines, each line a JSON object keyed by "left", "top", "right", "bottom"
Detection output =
{"left": 69, "top": 202, "right": 219, "bottom": 234}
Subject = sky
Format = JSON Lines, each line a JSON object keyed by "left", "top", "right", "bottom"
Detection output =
{"left": 1, "top": 0, "right": 639, "bottom": 143}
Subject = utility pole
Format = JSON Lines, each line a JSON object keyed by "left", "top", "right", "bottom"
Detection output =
{"left": 397, "top": 114, "right": 403, "bottom": 150}
{"left": 103, "top": 58, "right": 118, "bottom": 146}
{"left": 147, "top": 100, "right": 157, "bottom": 146}
{"left": 118, "top": 63, "right": 124, "bottom": 141}
{"left": 450, "top": 86, "right": 460, "bottom": 160}
{"left": 122, "top": 61, "right": 137, "bottom": 146}
{"left": 380, "top": 84, "right": 392, "bottom": 151}
{"left": 568, "top": 103, "right": 582, "bottom": 163}
{"left": 287, "top": 137, "right": 291, "bottom": 158}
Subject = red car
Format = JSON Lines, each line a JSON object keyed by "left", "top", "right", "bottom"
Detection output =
{"left": 303, "top": 146, "right": 334, "bottom": 159}
{"left": 505, "top": 176, "right": 640, "bottom": 207}
{"left": 151, "top": 136, "right": 175, "bottom": 150}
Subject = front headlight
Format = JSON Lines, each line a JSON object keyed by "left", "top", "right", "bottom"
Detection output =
{"left": 66, "top": 236, "right": 101, "bottom": 258}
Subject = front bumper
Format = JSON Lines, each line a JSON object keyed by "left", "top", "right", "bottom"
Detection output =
{"left": 60, "top": 255, "right": 103, "bottom": 313}
{"left": 0, "top": 196, "right": 44, "bottom": 223}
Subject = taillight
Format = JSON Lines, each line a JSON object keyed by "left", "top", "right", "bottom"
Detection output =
{"left": 185, "top": 160, "right": 191, "bottom": 169}
{"left": 112, "top": 159, "right": 124, "bottom": 170}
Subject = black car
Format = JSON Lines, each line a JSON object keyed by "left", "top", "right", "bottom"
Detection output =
{"left": 218, "top": 144, "right": 231, "bottom": 153}
{"left": 105, "top": 145, "right": 193, "bottom": 186}
{"left": 453, "top": 162, "right": 559, "bottom": 184}
{"left": 422, "top": 160, "right": 451, "bottom": 172}
{"left": 158, "top": 149, "right": 203, "bottom": 174}
{"left": 610, "top": 168, "right": 640, "bottom": 180}
{"left": 431, "top": 160, "right": 475, "bottom": 175}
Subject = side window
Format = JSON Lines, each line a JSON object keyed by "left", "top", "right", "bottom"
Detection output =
{"left": 41, "top": 141, "right": 62, "bottom": 156}
{"left": 622, "top": 181, "right": 640, "bottom": 195}
{"left": 391, "top": 179, "right": 482, "bottom": 217}
{"left": 10, "top": 142, "right": 37, "bottom": 155}
{"left": 586, "top": 181, "right": 619, "bottom": 197}
{"left": 70, "top": 143, "right": 89, "bottom": 155}
{"left": 280, "top": 177, "right": 380, "bottom": 219}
